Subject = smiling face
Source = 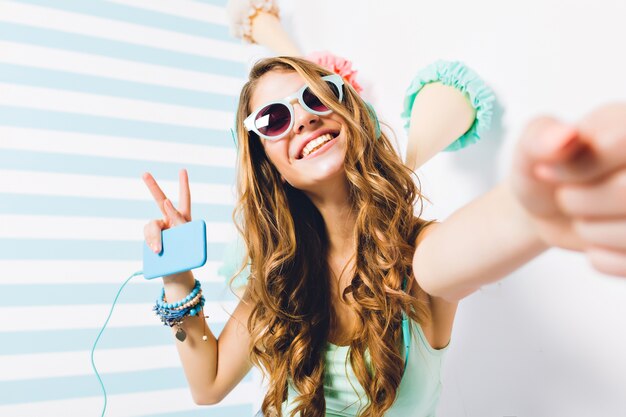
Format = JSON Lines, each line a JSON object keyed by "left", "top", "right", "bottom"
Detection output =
{"left": 248, "top": 70, "right": 349, "bottom": 193}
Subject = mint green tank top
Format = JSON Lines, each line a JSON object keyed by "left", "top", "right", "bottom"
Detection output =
{"left": 282, "top": 320, "right": 449, "bottom": 416}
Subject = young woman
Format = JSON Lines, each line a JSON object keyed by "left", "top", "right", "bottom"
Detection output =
{"left": 142, "top": 56, "right": 626, "bottom": 417}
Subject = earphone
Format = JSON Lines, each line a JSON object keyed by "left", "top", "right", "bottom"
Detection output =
{"left": 92, "top": 221, "right": 208, "bottom": 417}
{"left": 364, "top": 101, "right": 382, "bottom": 139}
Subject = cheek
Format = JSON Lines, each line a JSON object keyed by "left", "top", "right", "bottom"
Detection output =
{"left": 331, "top": 113, "right": 347, "bottom": 127}
{"left": 262, "top": 143, "right": 291, "bottom": 175}
{"left": 265, "top": 141, "right": 289, "bottom": 161}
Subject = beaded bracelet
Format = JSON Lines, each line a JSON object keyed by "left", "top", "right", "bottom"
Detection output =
{"left": 153, "top": 279, "right": 208, "bottom": 342}
{"left": 154, "top": 294, "right": 205, "bottom": 323}
{"left": 241, "top": 0, "right": 280, "bottom": 43}
{"left": 156, "top": 279, "right": 202, "bottom": 312}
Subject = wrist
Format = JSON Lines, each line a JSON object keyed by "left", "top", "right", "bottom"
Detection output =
{"left": 162, "top": 270, "right": 194, "bottom": 284}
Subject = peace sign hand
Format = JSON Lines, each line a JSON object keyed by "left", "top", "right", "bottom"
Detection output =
{"left": 142, "top": 169, "right": 192, "bottom": 255}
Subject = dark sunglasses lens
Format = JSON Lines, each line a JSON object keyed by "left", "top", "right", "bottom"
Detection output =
{"left": 302, "top": 80, "right": 341, "bottom": 112}
{"left": 255, "top": 103, "right": 291, "bottom": 137}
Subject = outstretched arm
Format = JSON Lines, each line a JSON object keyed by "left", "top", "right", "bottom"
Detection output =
{"left": 413, "top": 177, "right": 549, "bottom": 303}
{"left": 413, "top": 103, "right": 626, "bottom": 303}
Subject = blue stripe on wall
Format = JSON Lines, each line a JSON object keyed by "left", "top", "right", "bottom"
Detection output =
{"left": 0, "top": 22, "right": 245, "bottom": 77}
{"left": 0, "top": 106, "right": 235, "bottom": 146}
{"left": 0, "top": 63, "right": 238, "bottom": 110}
{"left": 1, "top": 282, "right": 237, "bottom": 306}
{"left": 139, "top": 405, "right": 255, "bottom": 417}
{"left": 1, "top": 2, "right": 254, "bottom": 412}
{"left": 0, "top": 149, "right": 236, "bottom": 185}
{"left": 13, "top": 0, "right": 235, "bottom": 42}
{"left": 0, "top": 367, "right": 253, "bottom": 405}
{"left": 0, "top": 194, "right": 234, "bottom": 221}
{"left": 0, "top": 324, "right": 227, "bottom": 355}
{"left": 0, "top": 240, "right": 228, "bottom": 261}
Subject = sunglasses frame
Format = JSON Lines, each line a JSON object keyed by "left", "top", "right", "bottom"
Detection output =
{"left": 243, "top": 74, "right": 345, "bottom": 141}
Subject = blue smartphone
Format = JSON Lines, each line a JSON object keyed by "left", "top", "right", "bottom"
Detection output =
{"left": 142, "top": 219, "right": 207, "bottom": 280}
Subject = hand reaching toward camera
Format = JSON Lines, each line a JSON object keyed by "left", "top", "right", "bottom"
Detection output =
{"left": 510, "top": 103, "right": 626, "bottom": 277}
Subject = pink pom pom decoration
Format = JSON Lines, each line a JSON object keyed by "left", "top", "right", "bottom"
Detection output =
{"left": 305, "top": 51, "right": 364, "bottom": 95}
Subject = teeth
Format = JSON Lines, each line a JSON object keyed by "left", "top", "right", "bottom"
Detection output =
{"left": 302, "top": 133, "right": 334, "bottom": 158}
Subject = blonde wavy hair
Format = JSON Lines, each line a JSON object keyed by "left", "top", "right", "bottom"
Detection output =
{"left": 230, "top": 56, "right": 436, "bottom": 417}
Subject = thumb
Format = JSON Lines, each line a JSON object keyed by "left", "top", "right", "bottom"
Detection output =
{"left": 163, "top": 199, "right": 187, "bottom": 226}
{"left": 511, "top": 117, "right": 578, "bottom": 218}
{"left": 534, "top": 103, "right": 626, "bottom": 184}
{"left": 524, "top": 118, "right": 580, "bottom": 164}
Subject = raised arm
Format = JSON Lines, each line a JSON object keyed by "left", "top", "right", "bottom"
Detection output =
{"left": 162, "top": 270, "right": 254, "bottom": 405}
{"left": 142, "top": 170, "right": 255, "bottom": 404}
{"left": 226, "top": 0, "right": 301, "bottom": 55}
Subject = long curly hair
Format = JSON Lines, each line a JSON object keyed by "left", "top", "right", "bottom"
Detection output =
{"left": 229, "top": 56, "right": 436, "bottom": 417}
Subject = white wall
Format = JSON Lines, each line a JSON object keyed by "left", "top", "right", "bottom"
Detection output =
{"left": 262, "top": 0, "right": 626, "bottom": 415}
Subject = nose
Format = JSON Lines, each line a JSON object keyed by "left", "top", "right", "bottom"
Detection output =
{"left": 291, "top": 99, "right": 320, "bottom": 135}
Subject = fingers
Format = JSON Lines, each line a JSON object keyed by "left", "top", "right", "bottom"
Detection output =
{"left": 523, "top": 117, "right": 580, "bottom": 164}
{"left": 513, "top": 106, "right": 626, "bottom": 278}
{"left": 144, "top": 219, "right": 166, "bottom": 254}
{"left": 142, "top": 172, "right": 169, "bottom": 219}
{"left": 511, "top": 117, "right": 577, "bottom": 218}
{"left": 163, "top": 198, "right": 187, "bottom": 226}
{"left": 550, "top": 168, "right": 626, "bottom": 275}
{"left": 586, "top": 246, "right": 626, "bottom": 277}
{"left": 143, "top": 170, "right": 192, "bottom": 222}
{"left": 535, "top": 103, "right": 626, "bottom": 184}
{"left": 142, "top": 171, "right": 190, "bottom": 255}
{"left": 178, "top": 169, "right": 191, "bottom": 220}
{"left": 534, "top": 143, "right": 601, "bottom": 184}
{"left": 520, "top": 117, "right": 594, "bottom": 185}
{"left": 554, "top": 170, "right": 626, "bottom": 218}
{"left": 573, "top": 219, "right": 626, "bottom": 252}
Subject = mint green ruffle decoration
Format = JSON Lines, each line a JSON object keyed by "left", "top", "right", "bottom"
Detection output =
{"left": 217, "top": 236, "right": 250, "bottom": 289}
{"left": 401, "top": 60, "right": 497, "bottom": 152}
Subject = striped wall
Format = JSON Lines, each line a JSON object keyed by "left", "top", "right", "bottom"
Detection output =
{"left": 0, "top": 1, "right": 260, "bottom": 415}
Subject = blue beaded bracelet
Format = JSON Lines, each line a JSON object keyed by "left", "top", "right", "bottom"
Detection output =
{"left": 154, "top": 295, "right": 205, "bottom": 320}
{"left": 156, "top": 279, "right": 201, "bottom": 309}
{"left": 153, "top": 279, "right": 207, "bottom": 342}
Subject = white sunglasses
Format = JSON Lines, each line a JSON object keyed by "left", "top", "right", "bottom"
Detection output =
{"left": 243, "top": 74, "right": 345, "bottom": 141}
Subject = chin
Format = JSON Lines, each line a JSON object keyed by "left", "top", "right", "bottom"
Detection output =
{"left": 295, "top": 162, "right": 347, "bottom": 192}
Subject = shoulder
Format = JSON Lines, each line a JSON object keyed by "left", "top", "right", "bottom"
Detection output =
{"left": 413, "top": 220, "right": 459, "bottom": 350}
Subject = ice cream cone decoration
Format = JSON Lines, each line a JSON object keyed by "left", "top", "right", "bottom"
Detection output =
{"left": 401, "top": 60, "right": 497, "bottom": 170}
{"left": 405, "top": 82, "right": 477, "bottom": 170}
